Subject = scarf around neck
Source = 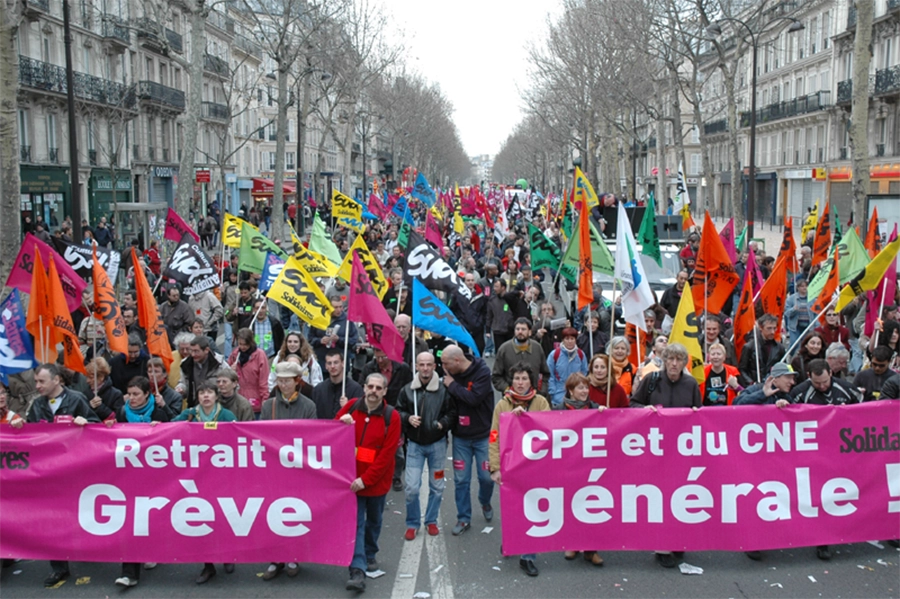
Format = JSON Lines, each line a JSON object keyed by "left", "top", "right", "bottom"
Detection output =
{"left": 504, "top": 387, "right": 536, "bottom": 406}
{"left": 610, "top": 356, "right": 630, "bottom": 381}
{"left": 238, "top": 348, "right": 252, "bottom": 366}
{"left": 125, "top": 396, "right": 156, "bottom": 423}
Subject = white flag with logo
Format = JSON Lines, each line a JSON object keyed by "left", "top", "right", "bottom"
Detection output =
{"left": 615, "top": 202, "right": 655, "bottom": 330}
{"left": 672, "top": 161, "right": 690, "bottom": 214}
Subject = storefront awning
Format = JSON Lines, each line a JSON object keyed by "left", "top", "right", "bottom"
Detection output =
{"left": 251, "top": 178, "right": 297, "bottom": 196}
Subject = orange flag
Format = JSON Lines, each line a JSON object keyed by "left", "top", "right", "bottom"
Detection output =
{"left": 25, "top": 248, "right": 57, "bottom": 364}
{"left": 131, "top": 247, "right": 174, "bottom": 370}
{"left": 758, "top": 255, "right": 789, "bottom": 341}
{"left": 811, "top": 249, "right": 839, "bottom": 321}
{"left": 865, "top": 206, "right": 880, "bottom": 259}
{"left": 812, "top": 201, "right": 831, "bottom": 264}
{"left": 733, "top": 273, "right": 756, "bottom": 362}
{"left": 691, "top": 211, "right": 740, "bottom": 316}
{"left": 778, "top": 216, "right": 798, "bottom": 272}
{"left": 625, "top": 322, "right": 648, "bottom": 369}
{"left": 577, "top": 208, "right": 593, "bottom": 310}
{"left": 92, "top": 245, "right": 129, "bottom": 356}
{"left": 47, "top": 257, "right": 86, "bottom": 374}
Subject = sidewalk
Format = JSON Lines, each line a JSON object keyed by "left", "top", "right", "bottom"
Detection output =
{"left": 711, "top": 216, "right": 791, "bottom": 256}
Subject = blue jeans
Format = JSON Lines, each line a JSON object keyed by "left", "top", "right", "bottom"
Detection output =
{"left": 351, "top": 494, "right": 386, "bottom": 572}
{"left": 849, "top": 337, "right": 864, "bottom": 374}
{"left": 452, "top": 435, "right": 493, "bottom": 523}
{"left": 405, "top": 438, "right": 447, "bottom": 528}
{"left": 224, "top": 322, "right": 233, "bottom": 357}
{"left": 484, "top": 333, "right": 495, "bottom": 356}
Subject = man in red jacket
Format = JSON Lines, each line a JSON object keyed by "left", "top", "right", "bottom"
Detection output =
{"left": 337, "top": 372, "right": 401, "bottom": 592}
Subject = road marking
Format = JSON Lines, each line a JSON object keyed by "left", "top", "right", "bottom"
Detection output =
{"left": 426, "top": 531, "right": 455, "bottom": 599}
{"left": 390, "top": 531, "right": 424, "bottom": 599}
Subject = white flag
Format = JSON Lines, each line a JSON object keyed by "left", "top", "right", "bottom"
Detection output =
{"left": 615, "top": 202, "right": 655, "bottom": 330}
{"left": 672, "top": 161, "right": 691, "bottom": 213}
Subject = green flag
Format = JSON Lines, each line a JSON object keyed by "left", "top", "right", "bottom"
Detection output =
{"left": 239, "top": 223, "right": 287, "bottom": 274}
{"left": 398, "top": 221, "right": 412, "bottom": 249}
{"left": 735, "top": 225, "right": 748, "bottom": 252}
{"left": 637, "top": 195, "right": 662, "bottom": 267}
{"left": 309, "top": 212, "right": 342, "bottom": 268}
{"left": 560, "top": 214, "right": 614, "bottom": 282}
{"left": 832, "top": 205, "right": 843, "bottom": 246}
{"left": 561, "top": 198, "right": 573, "bottom": 242}
{"left": 807, "top": 228, "right": 869, "bottom": 300}
{"left": 527, "top": 223, "right": 562, "bottom": 271}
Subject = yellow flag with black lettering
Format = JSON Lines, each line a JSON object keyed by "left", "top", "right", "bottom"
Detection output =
{"left": 267, "top": 256, "right": 333, "bottom": 330}
{"left": 668, "top": 283, "right": 706, "bottom": 384}
{"left": 332, "top": 189, "right": 362, "bottom": 221}
{"left": 291, "top": 228, "right": 338, "bottom": 277}
{"left": 223, "top": 213, "right": 254, "bottom": 248}
{"left": 337, "top": 236, "right": 388, "bottom": 299}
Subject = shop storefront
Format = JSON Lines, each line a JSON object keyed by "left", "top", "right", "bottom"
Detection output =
{"left": 782, "top": 168, "right": 826, "bottom": 220}
{"left": 251, "top": 177, "right": 296, "bottom": 208}
{"left": 20, "top": 166, "right": 69, "bottom": 231}
{"left": 147, "top": 165, "right": 177, "bottom": 206}
{"left": 88, "top": 169, "right": 132, "bottom": 222}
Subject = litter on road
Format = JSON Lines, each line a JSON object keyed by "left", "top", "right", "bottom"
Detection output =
{"left": 679, "top": 563, "right": 703, "bottom": 575}
{"left": 365, "top": 570, "right": 386, "bottom": 579}
{"left": 808, "top": 575, "right": 817, "bottom": 582}
{"left": 481, "top": 527, "right": 494, "bottom": 534}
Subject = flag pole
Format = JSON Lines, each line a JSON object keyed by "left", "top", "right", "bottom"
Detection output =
{"left": 607, "top": 278, "right": 616, "bottom": 403}
{"left": 753, "top": 322, "right": 761, "bottom": 383}
{"left": 341, "top": 308, "right": 350, "bottom": 400}
{"left": 704, "top": 272, "right": 709, "bottom": 361}
{"left": 412, "top": 302, "right": 418, "bottom": 418}
{"left": 872, "top": 282, "right": 890, "bottom": 349}
{"left": 38, "top": 315, "right": 45, "bottom": 364}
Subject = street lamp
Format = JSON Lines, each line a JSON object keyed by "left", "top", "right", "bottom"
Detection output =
{"left": 707, "top": 16, "right": 803, "bottom": 242}
{"left": 296, "top": 65, "right": 331, "bottom": 237}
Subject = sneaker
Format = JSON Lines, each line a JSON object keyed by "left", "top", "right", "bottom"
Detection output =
{"left": 392, "top": 478, "right": 404, "bottom": 492}
{"left": 745, "top": 551, "right": 763, "bottom": 561}
{"left": 655, "top": 553, "right": 678, "bottom": 568}
{"left": 115, "top": 576, "right": 138, "bottom": 587}
{"left": 44, "top": 570, "right": 70, "bottom": 587}
{"left": 427, "top": 523, "right": 439, "bottom": 536}
{"left": 286, "top": 562, "right": 300, "bottom": 577}
{"left": 451, "top": 521, "right": 470, "bottom": 536}
{"left": 143, "top": 562, "right": 157, "bottom": 570}
{"left": 366, "top": 559, "right": 378, "bottom": 573}
{"left": 519, "top": 558, "right": 539, "bottom": 577}
{"left": 482, "top": 504, "right": 494, "bottom": 522}
{"left": 262, "top": 562, "right": 284, "bottom": 580}
{"left": 404, "top": 527, "right": 417, "bottom": 541}
{"left": 816, "top": 545, "right": 832, "bottom": 561}
{"left": 346, "top": 567, "right": 366, "bottom": 592}
{"left": 195, "top": 566, "right": 216, "bottom": 585}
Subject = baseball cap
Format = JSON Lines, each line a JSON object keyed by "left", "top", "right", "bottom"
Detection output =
{"left": 769, "top": 363, "right": 797, "bottom": 378}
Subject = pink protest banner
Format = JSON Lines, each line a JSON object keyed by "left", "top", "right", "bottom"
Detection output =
{"left": 0, "top": 421, "right": 357, "bottom": 564}
{"left": 164, "top": 207, "right": 201, "bottom": 243}
{"left": 498, "top": 402, "right": 900, "bottom": 555}
{"left": 4, "top": 233, "right": 88, "bottom": 312}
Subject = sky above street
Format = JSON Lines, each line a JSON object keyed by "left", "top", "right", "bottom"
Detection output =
{"left": 390, "top": 0, "right": 558, "bottom": 158}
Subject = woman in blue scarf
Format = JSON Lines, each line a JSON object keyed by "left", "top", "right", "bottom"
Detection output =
{"left": 109, "top": 376, "right": 169, "bottom": 588}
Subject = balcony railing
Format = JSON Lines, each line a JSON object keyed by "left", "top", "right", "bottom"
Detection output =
{"left": 840, "top": 147, "right": 849, "bottom": 160}
{"left": 201, "top": 101, "right": 229, "bottom": 121}
{"left": 101, "top": 15, "right": 129, "bottom": 45}
{"left": 875, "top": 64, "right": 900, "bottom": 96}
{"left": 233, "top": 34, "right": 262, "bottom": 60}
{"left": 135, "top": 17, "right": 183, "bottom": 55}
{"left": 137, "top": 80, "right": 185, "bottom": 111}
{"left": 207, "top": 10, "right": 235, "bottom": 34}
{"left": 739, "top": 91, "right": 831, "bottom": 127}
{"left": 48, "top": 147, "right": 58, "bottom": 163}
{"left": 20, "top": 145, "right": 31, "bottom": 162}
{"left": 848, "top": 5, "right": 857, "bottom": 29}
{"left": 133, "top": 144, "right": 140, "bottom": 161}
{"left": 88, "top": 150, "right": 97, "bottom": 166}
{"left": 162, "top": 148, "right": 170, "bottom": 162}
{"left": 18, "top": 55, "right": 136, "bottom": 109}
{"left": 204, "top": 55, "right": 230, "bottom": 77}
{"left": 26, "top": 0, "right": 49, "bottom": 12}
{"left": 704, "top": 119, "right": 728, "bottom": 135}
{"left": 877, "top": 143, "right": 886, "bottom": 157}
{"left": 837, "top": 76, "right": 876, "bottom": 104}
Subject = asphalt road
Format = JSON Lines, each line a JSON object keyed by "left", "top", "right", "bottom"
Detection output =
{"left": 3, "top": 471, "right": 899, "bottom": 599}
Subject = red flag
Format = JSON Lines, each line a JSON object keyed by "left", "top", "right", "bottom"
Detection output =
{"left": 745, "top": 246, "right": 765, "bottom": 296}
{"left": 165, "top": 208, "right": 200, "bottom": 243}
{"left": 691, "top": 211, "right": 740, "bottom": 316}
{"left": 25, "top": 248, "right": 57, "bottom": 364}
{"left": 577, "top": 208, "right": 593, "bottom": 310}
{"left": 47, "top": 257, "right": 86, "bottom": 374}
{"left": 865, "top": 206, "right": 880, "bottom": 259}
{"left": 368, "top": 193, "right": 389, "bottom": 219}
{"left": 92, "top": 245, "right": 129, "bottom": 356}
{"left": 475, "top": 188, "right": 495, "bottom": 229}
{"left": 131, "top": 247, "right": 174, "bottom": 370}
{"left": 733, "top": 274, "right": 756, "bottom": 362}
{"left": 425, "top": 210, "right": 443, "bottom": 250}
{"left": 758, "top": 255, "right": 789, "bottom": 341}
{"left": 811, "top": 249, "right": 839, "bottom": 320}
{"left": 348, "top": 251, "right": 404, "bottom": 362}
{"left": 5, "top": 233, "right": 88, "bottom": 312}
{"left": 812, "top": 201, "right": 831, "bottom": 264}
{"left": 778, "top": 215, "right": 799, "bottom": 272}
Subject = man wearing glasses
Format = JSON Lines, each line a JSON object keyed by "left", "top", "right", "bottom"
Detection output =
{"left": 337, "top": 373, "right": 401, "bottom": 592}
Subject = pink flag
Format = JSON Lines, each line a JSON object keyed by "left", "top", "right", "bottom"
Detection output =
{"left": 348, "top": 252, "right": 405, "bottom": 362}
{"left": 719, "top": 218, "right": 737, "bottom": 266}
{"left": 368, "top": 193, "right": 388, "bottom": 219}
{"left": 4, "top": 233, "right": 88, "bottom": 312}
{"left": 461, "top": 187, "right": 477, "bottom": 216}
{"left": 866, "top": 223, "right": 899, "bottom": 336}
{"left": 425, "top": 211, "right": 443, "bottom": 250}
{"left": 746, "top": 246, "right": 765, "bottom": 296}
{"left": 164, "top": 208, "right": 200, "bottom": 243}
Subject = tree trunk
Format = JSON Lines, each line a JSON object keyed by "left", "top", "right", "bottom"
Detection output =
{"left": 271, "top": 64, "right": 288, "bottom": 243}
{"left": 342, "top": 111, "right": 355, "bottom": 197}
{"left": 176, "top": 6, "right": 206, "bottom": 217}
{"left": 656, "top": 112, "right": 666, "bottom": 207}
{"left": 850, "top": 0, "right": 873, "bottom": 227}
{"left": 600, "top": 119, "right": 616, "bottom": 193}
{"left": 0, "top": 2, "right": 21, "bottom": 284}
{"left": 723, "top": 71, "right": 743, "bottom": 229}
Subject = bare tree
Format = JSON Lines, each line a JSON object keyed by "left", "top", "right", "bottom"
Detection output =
{"left": 0, "top": 0, "right": 23, "bottom": 283}
{"left": 850, "top": 0, "right": 873, "bottom": 226}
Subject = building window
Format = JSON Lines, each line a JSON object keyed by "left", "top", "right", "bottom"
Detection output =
{"left": 286, "top": 152, "right": 295, "bottom": 170}
{"left": 823, "top": 12, "right": 831, "bottom": 49}
{"left": 689, "top": 153, "right": 701, "bottom": 175}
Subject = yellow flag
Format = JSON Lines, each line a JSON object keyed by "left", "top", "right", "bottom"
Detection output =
{"left": 332, "top": 189, "right": 362, "bottom": 221}
{"left": 668, "top": 283, "right": 706, "bottom": 384}
{"left": 836, "top": 237, "right": 900, "bottom": 312}
{"left": 452, "top": 185, "right": 465, "bottom": 234}
{"left": 430, "top": 205, "right": 443, "bottom": 222}
{"left": 267, "top": 255, "right": 334, "bottom": 330}
{"left": 223, "top": 213, "right": 254, "bottom": 248}
{"left": 573, "top": 166, "right": 599, "bottom": 210}
{"left": 291, "top": 231, "right": 339, "bottom": 278}
{"left": 337, "top": 236, "right": 389, "bottom": 298}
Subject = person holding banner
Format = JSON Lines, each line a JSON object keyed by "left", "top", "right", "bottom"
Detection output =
{"left": 227, "top": 328, "right": 270, "bottom": 415}
{"left": 0, "top": 384, "right": 24, "bottom": 425}
{"left": 586, "top": 354, "right": 629, "bottom": 409}
{"left": 397, "top": 352, "right": 453, "bottom": 540}
{"left": 488, "top": 362, "right": 551, "bottom": 577}
{"left": 337, "top": 372, "right": 402, "bottom": 592}
{"left": 15, "top": 364, "right": 100, "bottom": 587}
{"left": 85, "top": 357, "right": 124, "bottom": 422}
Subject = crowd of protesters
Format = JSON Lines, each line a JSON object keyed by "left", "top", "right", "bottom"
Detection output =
{"left": 4, "top": 189, "right": 899, "bottom": 591}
